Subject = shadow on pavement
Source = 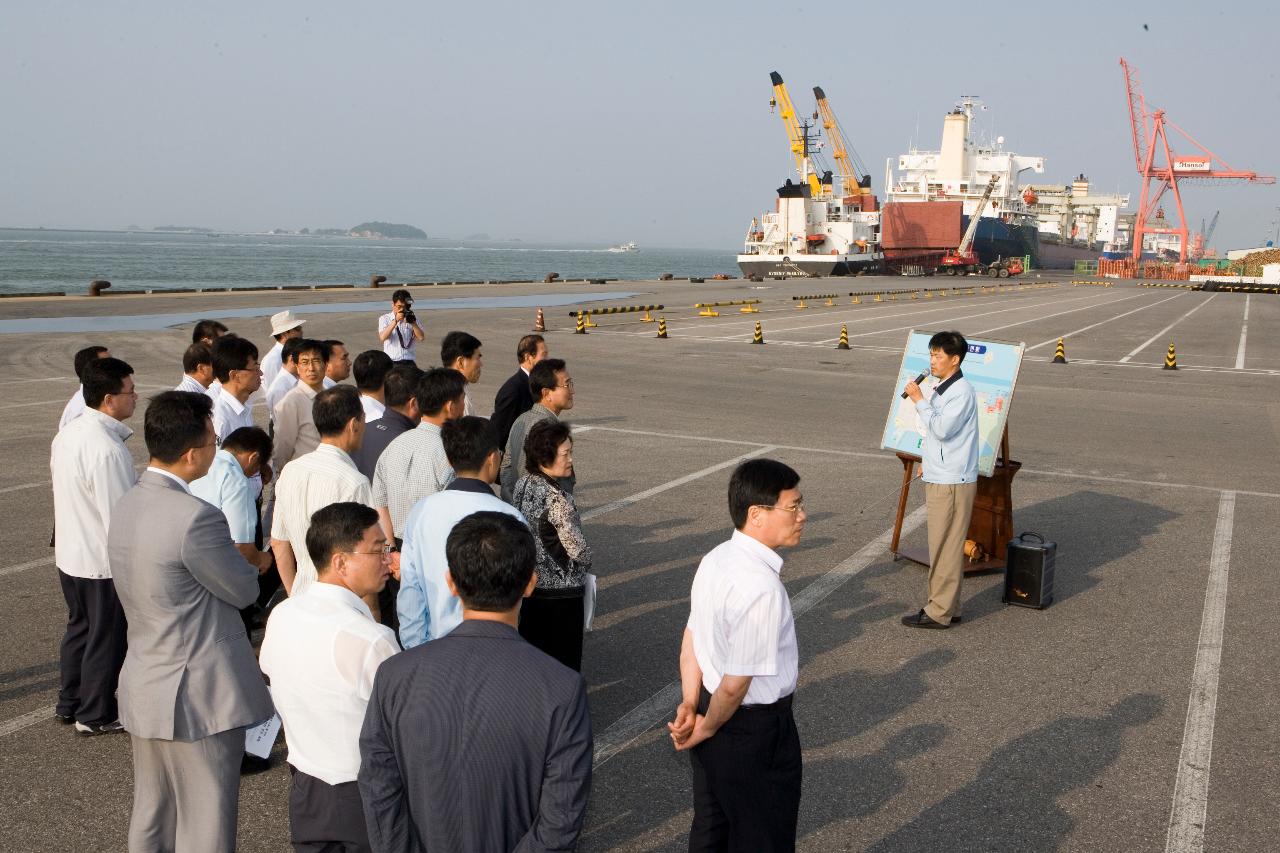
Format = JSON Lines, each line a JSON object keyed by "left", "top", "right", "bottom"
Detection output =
{"left": 863, "top": 693, "right": 1164, "bottom": 853}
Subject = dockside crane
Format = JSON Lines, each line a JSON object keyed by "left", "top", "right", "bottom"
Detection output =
{"left": 768, "top": 72, "right": 824, "bottom": 197}
{"left": 1120, "top": 58, "right": 1274, "bottom": 262}
{"left": 812, "top": 86, "right": 877, "bottom": 212}
{"left": 1190, "top": 210, "right": 1219, "bottom": 260}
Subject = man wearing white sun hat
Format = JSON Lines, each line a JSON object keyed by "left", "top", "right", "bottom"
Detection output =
{"left": 262, "top": 310, "right": 307, "bottom": 392}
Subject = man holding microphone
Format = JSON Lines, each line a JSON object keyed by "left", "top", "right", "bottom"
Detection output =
{"left": 900, "top": 330, "right": 979, "bottom": 630}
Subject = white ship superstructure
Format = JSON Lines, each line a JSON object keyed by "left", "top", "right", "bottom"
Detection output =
{"left": 885, "top": 97, "right": 1043, "bottom": 225}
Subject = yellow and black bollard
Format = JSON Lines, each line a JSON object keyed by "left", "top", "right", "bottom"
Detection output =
{"left": 575, "top": 311, "right": 588, "bottom": 335}
{"left": 874, "top": 293, "right": 883, "bottom": 303}
{"left": 1164, "top": 342, "right": 1178, "bottom": 370}
{"left": 1051, "top": 338, "right": 1067, "bottom": 364}
{"left": 837, "top": 324, "right": 850, "bottom": 350}
{"left": 851, "top": 293, "right": 861, "bottom": 304}
{"left": 656, "top": 316, "right": 668, "bottom": 339}
{"left": 751, "top": 321, "right": 765, "bottom": 345}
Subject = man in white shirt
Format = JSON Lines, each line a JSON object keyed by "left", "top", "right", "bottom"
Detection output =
{"left": 372, "top": 368, "right": 466, "bottom": 538}
{"left": 378, "top": 289, "right": 424, "bottom": 363}
{"left": 58, "top": 345, "right": 110, "bottom": 431}
{"left": 273, "top": 339, "right": 330, "bottom": 472}
{"left": 210, "top": 336, "right": 262, "bottom": 443}
{"left": 398, "top": 416, "right": 525, "bottom": 648}
{"left": 670, "top": 458, "right": 806, "bottom": 852}
{"left": 271, "top": 386, "right": 380, "bottom": 603}
{"left": 190, "top": 425, "right": 274, "bottom": 580}
{"left": 261, "top": 502, "right": 398, "bottom": 853}
{"left": 325, "top": 339, "right": 351, "bottom": 385}
{"left": 353, "top": 350, "right": 392, "bottom": 422}
{"left": 262, "top": 310, "right": 306, "bottom": 392}
{"left": 265, "top": 337, "right": 305, "bottom": 416}
{"left": 50, "top": 356, "right": 138, "bottom": 734}
{"left": 175, "top": 342, "right": 215, "bottom": 396}
{"left": 441, "top": 330, "right": 483, "bottom": 416}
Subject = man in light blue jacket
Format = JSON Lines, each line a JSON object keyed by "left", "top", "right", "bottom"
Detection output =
{"left": 398, "top": 416, "right": 526, "bottom": 647}
{"left": 901, "top": 330, "right": 979, "bottom": 629}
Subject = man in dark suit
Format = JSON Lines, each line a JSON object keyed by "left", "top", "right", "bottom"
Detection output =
{"left": 110, "top": 391, "right": 275, "bottom": 852}
{"left": 359, "top": 510, "right": 592, "bottom": 852}
{"left": 489, "top": 334, "right": 547, "bottom": 451}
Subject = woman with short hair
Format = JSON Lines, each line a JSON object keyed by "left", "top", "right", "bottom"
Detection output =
{"left": 511, "top": 419, "right": 590, "bottom": 671}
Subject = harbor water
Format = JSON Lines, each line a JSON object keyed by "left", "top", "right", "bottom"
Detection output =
{"left": 0, "top": 229, "right": 738, "bottom": 296}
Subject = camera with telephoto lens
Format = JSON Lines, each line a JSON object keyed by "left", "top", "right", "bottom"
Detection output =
{"left": 402, "top": 303, "right": 417, "bottom": 325}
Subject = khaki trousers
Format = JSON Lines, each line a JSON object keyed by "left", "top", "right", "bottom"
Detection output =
{"left": 923, "top": 481, "right": 977, "bottom": 625}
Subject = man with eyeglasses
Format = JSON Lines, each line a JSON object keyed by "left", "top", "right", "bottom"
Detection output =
{"left": 260, "top": 502, "right": 398, "bottom": 853}
{"left": 50, "top": 357, "right": 139, "bottom": 736}
{"left": 272, "top": 339, "right": 331, "bottom": 473}
{"left": 499, "top": 358, "right": 575, "bottom": 503}
{"left": 210, "top": 336, "right": 262, "bottom": 445}
{"left": 669, "top": 458, "right": 806, "bottom": 853}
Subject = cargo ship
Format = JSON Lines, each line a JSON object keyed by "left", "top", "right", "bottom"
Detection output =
{"left": 880, "top": 98, "right": 1128, "bottom": 270}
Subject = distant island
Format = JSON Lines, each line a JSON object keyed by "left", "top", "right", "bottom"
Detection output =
{"left": 154, "top": 225, "right": 216, "bottom": 234}
{"left": 348, "top": 221, "right": 427, "bottom": 239}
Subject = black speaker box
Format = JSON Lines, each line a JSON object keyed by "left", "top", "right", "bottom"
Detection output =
{"left": 1003, "top": 532, "right": 1055, "bottom": 609}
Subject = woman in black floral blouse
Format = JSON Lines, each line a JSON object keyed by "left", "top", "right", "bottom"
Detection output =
{"left": 511, "top": 419, "right": 591, "bottom": 671}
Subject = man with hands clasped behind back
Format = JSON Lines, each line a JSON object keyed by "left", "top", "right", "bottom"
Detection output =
{"left": 669, "top": 458, "right": 807, "bottom": 853}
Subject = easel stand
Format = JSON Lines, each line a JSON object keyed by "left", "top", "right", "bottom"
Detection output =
{"left": 890, "top": 430, "right": 1020, "bottom": 574}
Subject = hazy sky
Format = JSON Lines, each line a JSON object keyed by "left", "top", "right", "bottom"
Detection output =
{"left": 5, "top": 1, "right": 1277, "bottom": 250}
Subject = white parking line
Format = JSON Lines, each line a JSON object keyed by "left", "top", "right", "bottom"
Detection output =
{"left": 581, "top": 447, "right": 776, "bottom": 521}
{"left": 1234, "top": 296, "right": 1250, "bottom": 370}
{"left": 577, "top": 424, "right": 1280, "bottom": 499}
{"left": 975, "top": 292, "right": 1143, "bottom": 335}
{"left": 0, "top": 556, "right": 54, "bottom": 578}
{"left": 1165, "top": 490, "right": 1235, "bottom": 853}
{"left": 0, "top": 481, "right": 48, "bottom": 495}
{"left": 724, "top": 293, "right": 1109, "bottom": 343}
{"left": 1027, "top": 293, "right": 1185, "bottom": 351}
{"left": 0, "top": 706, "right": 56, "bottom": 739}
{"left": 1120, "top": 295, "right": 1215, "bottom": 363}
{"left": 591, "top": 504, "right": 929, "bottom": 769}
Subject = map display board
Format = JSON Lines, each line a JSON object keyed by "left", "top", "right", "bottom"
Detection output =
{"left": 880, "top": 330, "right": 1025, "bottom": 477}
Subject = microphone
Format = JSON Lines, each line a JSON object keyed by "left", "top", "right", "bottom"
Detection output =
{"left": 901, "top": 372, "right": 928, "bottom": 399}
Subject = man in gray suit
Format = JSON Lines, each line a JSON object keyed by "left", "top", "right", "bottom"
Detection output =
{"left": 359, "top": 511, "right": 592, "bottom": 852}
{"left": 499, "top": 358, "right": 575, "bottom": 502}
{"left": 110, "top": 391, "right": 275, "bottom": 853}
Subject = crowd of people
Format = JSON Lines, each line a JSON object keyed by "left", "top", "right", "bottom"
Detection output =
{"left": 48, "top": 285, "right": 981, "bottom": 852}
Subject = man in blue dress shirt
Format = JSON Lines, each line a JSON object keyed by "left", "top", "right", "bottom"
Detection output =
{"left": 901, "top": 330, "right": 980, "bottom": 629}
{"left": 397, "top": 416, "right": 525, "bottom": 647}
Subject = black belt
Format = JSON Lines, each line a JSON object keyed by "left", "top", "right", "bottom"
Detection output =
{"left": 698, "top": 686, "right": 794, "bottom": 716}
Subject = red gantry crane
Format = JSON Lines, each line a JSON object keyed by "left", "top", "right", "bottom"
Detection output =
{"left": 1120, "top": 58, "right": 1274, "bottom": 263}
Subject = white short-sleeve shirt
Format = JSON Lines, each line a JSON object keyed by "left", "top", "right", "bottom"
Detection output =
{"left": 379, "top": 312, "right": 417, "bottom": 362}
{"left": 687, "top": 529, "right": 798, "bottom": 706}
{"left": 259, "top": 582, "right": 399, "bottom": 785}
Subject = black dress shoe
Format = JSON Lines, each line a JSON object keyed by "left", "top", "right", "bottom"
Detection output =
{"left": 901, "top": 609, "right": 950, "bottom": 629}
{"left": 54, "top": 712, "right": 75, "bottom": 726}
{"left": 241, "top": 754, "right": 272, "bottom": 775}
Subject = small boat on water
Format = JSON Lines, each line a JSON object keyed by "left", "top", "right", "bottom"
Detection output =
{"left": 608, "top": 241, "right": 638, "bottom": 253}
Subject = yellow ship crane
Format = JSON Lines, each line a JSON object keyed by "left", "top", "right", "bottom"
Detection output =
{"left": 768, "top": 71, "right": 823, "bottom": 197}
{"left": 812, "top": 85, "right": 876, "bottom": 211}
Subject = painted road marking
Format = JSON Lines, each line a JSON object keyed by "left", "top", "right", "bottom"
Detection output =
{"left": 0, "top": 557, "right": 54, "bottom": 578}
{"left": 722, "top": 293, "right": 1111, "bottom": 342}
{"left": 591, "top": 504, "right": 929, "bottom": 769}
{"left": 975, "top": 293, "right": 1143, "bottom": 335}
{"left": 0, "top": 706, "right": 56, "bottom": 739}
{"left": 1234, "top": 296, "right": 1249, "bottom": 370}
{"left": 1120, "top": 295, "right": 1216, "bottom": 363}
{"left": 0, "top": 481, "right": 49, "bottom": 495}
{"left": 1027, "top": 293, "right": 1184, "bottom": 351}
{"left": 581, "top": 447, "right": 776, "bottom": 521}
{"left": 1165, "top": 490, "right": 1235, "bottom": 853}
{"left": 577, "top": 424, "right": 1280, "bottom": 500}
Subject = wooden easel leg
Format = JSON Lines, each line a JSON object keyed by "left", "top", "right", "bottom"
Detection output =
{"left": 890, "top": 457, "right": 916, "bottom": 555}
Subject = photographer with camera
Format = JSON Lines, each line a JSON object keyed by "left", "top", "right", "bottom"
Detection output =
{"left": 378, "top": 289, "right": 425, "bottom": 364}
